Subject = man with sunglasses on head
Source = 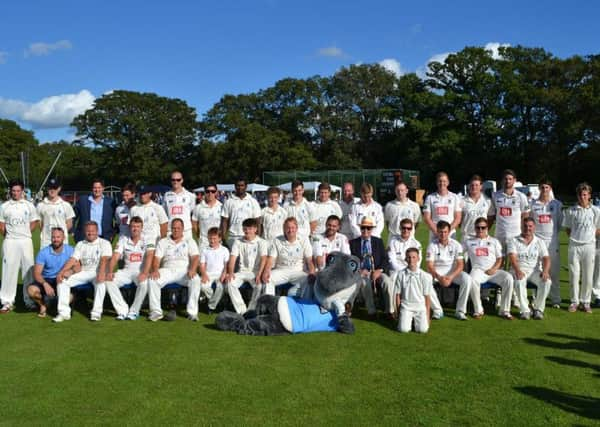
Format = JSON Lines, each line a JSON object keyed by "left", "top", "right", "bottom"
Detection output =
{"left": 163, "top": 171, "right": 195, "bottom": 240}
{"left": 221, "top": 177, "right": 261, "bottom": 248}
{"left": 192, "top": 183, "right": 223, "bottom": 251}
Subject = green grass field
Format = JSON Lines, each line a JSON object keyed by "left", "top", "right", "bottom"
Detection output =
{"left": 1, "top": 228, "right": 599, "bottom": 426}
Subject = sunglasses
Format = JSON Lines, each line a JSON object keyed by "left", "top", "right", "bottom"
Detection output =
{"left": 171, "top": 178, "right": 182, "bottom": 182}
{"left": 475, "top": 225, "right": 487, "bottom": 230}
{"left": 360, "top": 226, "right": 374, "bottom": 231}
{"left": 206, "top": 189, "right": 217, "bottom": 193}
{"left": 401, "top": 226, "right": 413, "bottom": 231}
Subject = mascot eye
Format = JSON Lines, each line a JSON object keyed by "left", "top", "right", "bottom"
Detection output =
{"left": 348, "top": 260, "right": 358, "bottom": 273}
{"left": 326, "top": 254, "right": 336, "bottom": 266}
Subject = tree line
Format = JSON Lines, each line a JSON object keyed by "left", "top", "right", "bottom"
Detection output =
{"left": 1, "top": 44, "right": 598, "bottom": 195}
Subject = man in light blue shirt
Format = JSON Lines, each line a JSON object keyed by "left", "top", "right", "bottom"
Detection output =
{"left": 27, "top": 228, "right": 74, "bottom": 317}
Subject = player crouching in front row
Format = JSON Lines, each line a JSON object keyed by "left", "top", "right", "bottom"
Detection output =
{"left": 395, "top": 248, "right": 433, "bottom": 334}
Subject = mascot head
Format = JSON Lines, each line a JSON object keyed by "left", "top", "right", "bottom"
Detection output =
{"left": 315, "top": 251, "right": 361, "bottom": 296}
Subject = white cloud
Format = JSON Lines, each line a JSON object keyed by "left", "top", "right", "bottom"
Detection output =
{"left": 484, "top": 42, "right": 510, "bottom": 59}
{"left": 0, "top": 90, "right": 95, "bottom": 128}
{"left": 24, "top": 40, "right": 72, "bottom": 58}
{"left": 416, "top": 51, "right": 452, "bottom": 79}
{"left": 379, "top": 58, "right": 404, "bottom": 77}
{"left": 317, "top": 46, "right": 346, "bottom": 58}
{"left": 0, "top": 51, "right": 7, "bottom": 64}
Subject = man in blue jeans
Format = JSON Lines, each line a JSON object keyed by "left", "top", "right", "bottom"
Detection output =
{"left": 27, "top": 227, "right": 74, "bottom": 317}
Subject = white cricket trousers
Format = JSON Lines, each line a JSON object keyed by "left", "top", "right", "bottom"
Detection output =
{"left": 429, "top": 272, "right": 472, "bottom": 316}
{"left": 398, "top": 309, "right": 429, "bottom": 333}
{"left": 101, "top": 270, "right": 148, "bottom": 317}
{"left": 541, "top": 238, "right": 561, "bottom": 304}
{"left": 264, "top": 268, "right": 308, "bottom": 298}
{"left": 514, "top": 269, "right": 551, "bottom": 314}
{"left": 200, "top": 272, "right": 225, "bottom": 310}
{"left": 0, "top": 238, "right": 34, "bottom": 306}
{"left": 227, "top": 271, "right": 257, "bottom": 314}
{"left": 592, "top": 244, "right": 600, "bottom": 301}
{"left": 568, "top": 242, "right": 595, "bottom": 305}
{"left": 469, "top": 269, "right": 514, "bottom": 315}
{"left": 57, "top": 270, "right": 100, "bottom": 318}
{"left": 148, "top": 268, "right": 201, "bottom": 316}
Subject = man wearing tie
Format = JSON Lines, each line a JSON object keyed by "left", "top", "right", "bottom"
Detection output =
{"left": 349, "top": 217, "right": 392, "bottom": 318}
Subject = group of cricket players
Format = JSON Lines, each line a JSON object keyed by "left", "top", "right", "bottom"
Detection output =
{"left": 0, "top": 168, "right": 598, "bottom": 334}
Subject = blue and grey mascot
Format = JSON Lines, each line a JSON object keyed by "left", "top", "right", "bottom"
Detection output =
{"left": 216, "top": 252, "right": 361, "bottom": 335}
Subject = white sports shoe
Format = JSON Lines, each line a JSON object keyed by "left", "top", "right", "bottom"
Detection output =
{"left": 455, "top": 311, "right": 467, "bottom": 321}
{"left": 52, "top": 314, "right": 71, "bottom": 323}
{"left": 115, "top": 314, "right": 127, "bottom": 321}
{"left": 90, "top": 313, "right": 101, "bottom": 321}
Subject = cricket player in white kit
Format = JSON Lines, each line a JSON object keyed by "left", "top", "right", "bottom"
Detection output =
{"left": 460, "top": 175, "right": 491, "bottom": 242}
{"left": 0, "top": 179, "right": 40, "bottom": 313}
{"left": 426, "top": 220, "right": 472, "bottom": 321}
{"left": 226, "top": 218, "right": 268, "bottom": 314}
{"left": 221, "top": 178, "right": 262, "bottom": 248}
{"left": 260, "top": 187, "right": 287, "bottom": 243}
{"left": 199, "top": 228, "right": 229, "bottom": 313}
{"left": 312, "top": 182, "right": 343, "bottom": 235}
{"left": 283, "top": 180, "right": 317, "bottom": 240}
{"left": 488, "top": 169, "right": 530, "bottom": 249}
{"left": 114, "top": 183, "right": 136, "bottom": 240}
{"left": 338, "top": 182, "right": 356, "bottom": 239}
{"left": 387, "top": 219, "right": 422, "bottom": 281}
{"left": 349, "top": 183, "right": 384, "bottom": 239}
{"left": 129, "top": 185, "right": 169, "bottom": 244}
{"left": 100, "top": 216, "right": 155, "bottom": 320}
{"left": 530, "top": 179, "right": 563, "bottom": 307}
{"left": 507, "top": 217, "right": 551, "bottom": 320}
{"left": 163, "top": 171, "right": 195, "bottom": 239}
{"left": 464, "top": 217, "right": 514, "bottom": 319}
{"left": 423, "top": 172, "right": 462, "bottom": 241}
{"left": 395, "top": 248, "right": 433, "bottom": 333}
{"left": 261, "top": 217, "right": 316, "bottom": 298}
{"left": 384, "top": 181, "right": 421, "bottom": 239}
{"left": 36, "top": 178, "right": 75, "bottom": 248}
{"left": 148, "top": 218, "right": 202, "bottom": 321}
{"left": 312, "top": 215, "right": 350, "bottom": 270}
{"left": 192, "top": 183, "right": 223, "bottom": 250}
{"left": 52, "top": 221, "right": 113, "bottom": 322}
{"left": 562, "top": 182, "right": 600, "bottom": 313}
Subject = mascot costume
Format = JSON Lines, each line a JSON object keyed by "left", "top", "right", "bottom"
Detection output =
{"left": 216, "top": 252, "right": 361, "bottom": 335}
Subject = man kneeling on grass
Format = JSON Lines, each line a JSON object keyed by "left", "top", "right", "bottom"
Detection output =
{"left": 28, "top": 227, "right": 74, "bottom": 317}
{"left": 395, "top": 248, "right": 433, "bottom": 334}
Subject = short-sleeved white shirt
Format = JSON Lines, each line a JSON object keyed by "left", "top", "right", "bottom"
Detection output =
{"left": 312, "top": 233, "right": 350, "bottom": 258}
{"left": 423, "top": 192, "right": 462, "bottom": 227}
{"left": 507, "top": 235, "right": 548, "bottom": 274}
{"left": 394, "top": 268, "right": 433, "bottom": 312}
{"left": 384, "top": 199, "right": 421, "bottom": 238}
{"left": 130, "top": 201, "right": 169, "bottom": 244}
{"left": 72, "top": 237, "right": 113, "bottom": 271}
{"left": 464, "top": 236, "right": 503, "bottom": 271}
{"left": 426, "top": 238, "right": 464, "bottom": 276}
{"left": 269, "top": 236, "right": 312, "bottom": 271}
{"left": 115, "top": 202, "right": 131, "bottom": 238}
{"left": 115, "top": 237, "right": 155, "bottom": 271}
{"left": 192, "top": 200, "right": 223, "bottom": 248}
{"left": 312, "top": 200, "right": 343, "bottom": 235}
{"left": 260, "top": 206, "right": 288, "bottom": 241}
{"left": 489, "top": 190, "right": 530, "bottom": 240}
{"left": 155, "top": 237, "right": 199, "bottom": 270}
{"left": 222, "top": 194, "right": 262, "bottom": 238}
{"left": 349, "top": 201, "right": 384, "bottom": 239}
{"left": 162, "top": 188, "right": 195, "bottom": 232}
{"left": 0, "top": 199, "right": 39, "bottom": 240}
{"left": 283, "top": 197, "right": 316, "bottom": 239}
{"left": 530, "top": 199, "right": 562, "bottom": 242}
{"left": 388, "top": 236, "right": 422, "bottom": 272}
{"left": 200, "top": 245, "right": 230, "bottom": 276}
{"left": 231, "top": 237, "right": 269, "bottom": 273}
{"left": 562, "top": 204, "right": 600, "bottom": 245}
{"left": 37, "top": 197, "right": 75, "bottom": 246}
{"left": 461, "top": 194, "right": 491, "bottom": 239}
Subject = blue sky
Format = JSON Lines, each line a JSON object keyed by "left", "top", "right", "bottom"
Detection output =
{"left": 1, "top": 0, "right": 598, "bottom": 143}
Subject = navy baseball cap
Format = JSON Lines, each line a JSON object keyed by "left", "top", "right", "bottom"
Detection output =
{"left": 48, "top": 178, "right": 60, "bottom": 189}
{"left": 138, "top": 185, "right": 152, "bottom": 194}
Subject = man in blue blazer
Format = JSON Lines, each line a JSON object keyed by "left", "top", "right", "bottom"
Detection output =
{"left": 73, "top": 179, "right": 117, "bottom": 242}
{"left": 349, "top": 216, "right": 393, "bottom": 318}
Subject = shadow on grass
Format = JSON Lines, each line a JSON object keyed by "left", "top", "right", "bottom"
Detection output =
{"left": 545, "top": 356, "right": 600, "bottom": 378}
{"left": 515, "top": 386, "right": 600, "bottom": 420}
{"left": 523, "top": 333, "right": 600, "bottom": 356}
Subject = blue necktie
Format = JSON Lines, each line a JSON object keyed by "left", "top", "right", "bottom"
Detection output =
{"left": 362, "top": 239, "right": 372, "bottom": 270}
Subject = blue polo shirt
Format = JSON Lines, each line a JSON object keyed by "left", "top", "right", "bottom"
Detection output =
{"left": 35, "top": 244, "right": 74, "bottom": 279}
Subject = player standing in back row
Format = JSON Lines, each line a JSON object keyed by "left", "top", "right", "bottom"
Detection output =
{"left": 163, "top": 171, "right": 195, "bottom": 240}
